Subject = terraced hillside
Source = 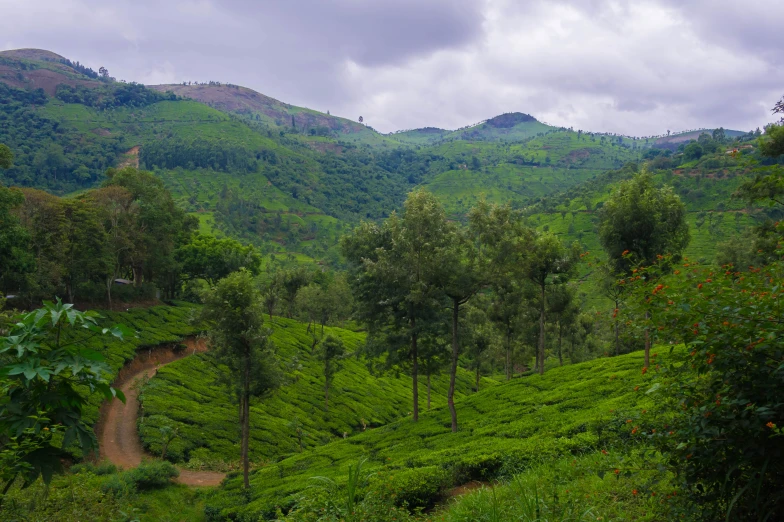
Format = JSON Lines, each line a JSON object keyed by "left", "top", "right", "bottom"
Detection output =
{"left": 203, "top": 348, "right": 661, "bottom": 519}
{"left": 139, "top": 316, "right": 495, "bottom": 467}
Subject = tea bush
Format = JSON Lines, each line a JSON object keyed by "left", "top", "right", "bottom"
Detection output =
{"left": 139, "top": 316, "right": 494, "bottom": 465}
{"left": 204, "top": 349, "right": 661, "bottom": 518}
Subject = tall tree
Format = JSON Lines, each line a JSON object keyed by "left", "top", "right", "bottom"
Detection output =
{"left": 61, "top": 199, "right": 110, "bottom": 303}
{"left": 15, "top": 189, "right": 68, "bottom": 304}
{"left": 0, "top": 186, "right": 31, "bottom": 296}
{"left": 546, "top": 285, "right": 580, "bottom": 366}
{"left": 521, "top": 232, "right": 580, "bottom": 375}
{"left": 177, "top": 234, "right": 262, "bottom": 286}
{"left": 317, "top": 335, "right": 346, "bottom": 413}
{"left": 200, "top": 270, "right": 281, "bottom": 489}
{"left": 341, "top": 189, "right": 449, "bottom": 422}
{"left": 598, "top": 171, "right": 689, "bottom": 367}
{"left": 438, "top": 217, "right": 485, "bottom": 432}
{"left": 469, "top": 200, "right": 528, "bottom": 380}
{"left": 88, "top": 185, "right": 135, "bottom": 309}
{"left": 103, "top": 167, "right": 195, "bottom": 288}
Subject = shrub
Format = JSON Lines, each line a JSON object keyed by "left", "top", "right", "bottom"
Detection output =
{"left": 379, "top": 466, "right": 450, "bottom": 510}
{"left": 126, "top": 461, "right": 179, "bottom": 490}
{"left": 100, "top": 475, "right": 135, "bottom": 497}
{"left": 629, "top": 250, "right": 784, "bottom": 520}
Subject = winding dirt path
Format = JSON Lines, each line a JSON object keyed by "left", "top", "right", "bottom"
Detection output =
{"left": 96, "top": 338, "right": 226, "bottom": 487}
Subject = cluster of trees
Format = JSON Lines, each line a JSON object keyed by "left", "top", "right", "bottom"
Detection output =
{"left": 0, "top": 165, "right": 195, "bottom": 307}
{"left": 55, "top": 83, "right": 177, "bottom": 109}
{"left": 0, "top": 156, "right": 269, "bottom": 308}
{"left": 341, "top": 189, "right": 582, "bottom": 431}
{"left": 140, "top": 138, "right": 261, "bottom": 173}
{"left": 0, "top": 84, "right": 125, "bottom": 190}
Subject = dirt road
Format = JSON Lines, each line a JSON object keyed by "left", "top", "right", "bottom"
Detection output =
{"left": 96, "top": 338, "right": 226, "bottom": 487}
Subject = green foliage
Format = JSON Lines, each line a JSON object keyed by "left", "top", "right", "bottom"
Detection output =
{"left": 204, "top": 349, "right": 659, "bottom": 518}
{"left": 438, "top": 451, "right": 670, "bottom": 522}
{"left": 0, "top": 461, "right": 202, "bottom": 522}
{"left": 177, "top": 234, "right": 261, "bottom": 285}
{"left": 626, "top": 251, "right": 784, "bottom": 521}
{"left": 139, "top": 317, "right": 487, "bottom": 465}
{"left": 599, "top": 170, "right": 690, "bottom": 274}
{"left": 0, "top": 300, "right": 130, "bottom": 498}
{"left": 0, "top": 143, "right": 12, "bottom": 170}
{"left": 125, "top": 461, "right": 180, "bottom": 491}
{"left": 0, "top": 186, "right": 31, "bottom": 294}
{"left": 200, "top": 269, "right": 281, "bottom": 488}
{"left": 55, "top": 83, "right": 177, "bottom": 110}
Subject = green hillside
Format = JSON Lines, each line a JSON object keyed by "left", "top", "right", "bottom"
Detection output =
{"left": 148, "top": 83, "right": 407, "bottom": 148}
{"left": 139, "top": 317, "right": 495, "bottom": 467}
{"left": 204, "top": 349, "right": 662, "bottom": 519}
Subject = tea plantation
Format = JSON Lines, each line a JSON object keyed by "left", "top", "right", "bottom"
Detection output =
{"left": 204, "top": 348, "right": 662, "bottom": 519}
{"left": 78, "top": 303, "right": 202, "bottom": 433}
{"left": 139, "top": 317, "right": 496, "bottom": 466}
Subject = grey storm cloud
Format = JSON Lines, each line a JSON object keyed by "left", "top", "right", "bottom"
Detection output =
{"left": 0, "top": 0, "right": 780, "bottom": 135}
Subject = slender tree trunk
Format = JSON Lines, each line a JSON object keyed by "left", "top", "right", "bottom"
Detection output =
{"left": 539, "top": 283, "right": 546, "bottom": 375}
{"left": 427, "top": 373, "right": 431, "bottom": 410}
{"left": 411, "top": 320, "right": 419, "bottom": 422}
{"left": 106, "top": 278, "right": 113, "bottom": 311}
{"left": 558, "top": 321, "right": 563, "bottom": 366}
{"left": 242, "top": 352, "right": 251, "bottom": 490}
{"left": 448, "top": 298, "right": 460, "bottom": 433}
{"left": 475, "top": 365, "right": 480, "bottom": 392}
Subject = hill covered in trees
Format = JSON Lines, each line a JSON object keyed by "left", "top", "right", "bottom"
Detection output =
{"left": 1, "top": 47, "right": 742, "bottom": 267}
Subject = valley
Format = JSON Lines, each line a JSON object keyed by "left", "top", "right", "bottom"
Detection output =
{"left": 0, "top": 45, "right": 782, "bottom": 522}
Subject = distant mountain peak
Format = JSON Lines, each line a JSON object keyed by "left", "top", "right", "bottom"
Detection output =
{"left": 0, "top": 48, "right": 68, "bottom": 62}
{"left": 485, "top": 112, "right": 538, "bottom": 128}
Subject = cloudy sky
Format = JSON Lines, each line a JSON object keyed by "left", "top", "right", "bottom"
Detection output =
{"left": 1, "top": 0, "right": 781, "bottom": 135}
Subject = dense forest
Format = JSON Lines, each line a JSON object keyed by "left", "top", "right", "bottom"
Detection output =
{"left": 1, "top": 47, "right": 783, "bottom": 522}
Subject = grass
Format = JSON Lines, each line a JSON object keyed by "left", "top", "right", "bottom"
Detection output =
{"left": 204, "top": 348, "right": 663, "bottom": 519}
{"left": 139, "top": 316, "right": 496, "bottom": 466}
{"left": 0, "top": 463, "right": 208, "bottom": 522}
{"left": 435, "top": 450, "right": 672, "bottom": 522}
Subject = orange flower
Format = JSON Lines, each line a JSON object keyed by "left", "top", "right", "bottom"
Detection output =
{"left": 632, "top": 489, "right": 638, "bottom": 496}
{"left": 622, "top": 250, "right": 630, "bottom": 256}
{"left": 767, "top": 422, "right": 776, "bottom": 429}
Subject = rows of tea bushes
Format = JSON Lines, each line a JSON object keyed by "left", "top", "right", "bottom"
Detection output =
{"left": 204, "top": 348, "right": 660, "bottom": 519}
{"left": 76, "top": 303, "right": 201, "bottom": 431}
{"left": 139, "top": 317, "right": 495, "bottom": 466}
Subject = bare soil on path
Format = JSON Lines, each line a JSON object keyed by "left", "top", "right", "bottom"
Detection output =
{"left": 95, "top": 338, "right": 226, "bottom": 487}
